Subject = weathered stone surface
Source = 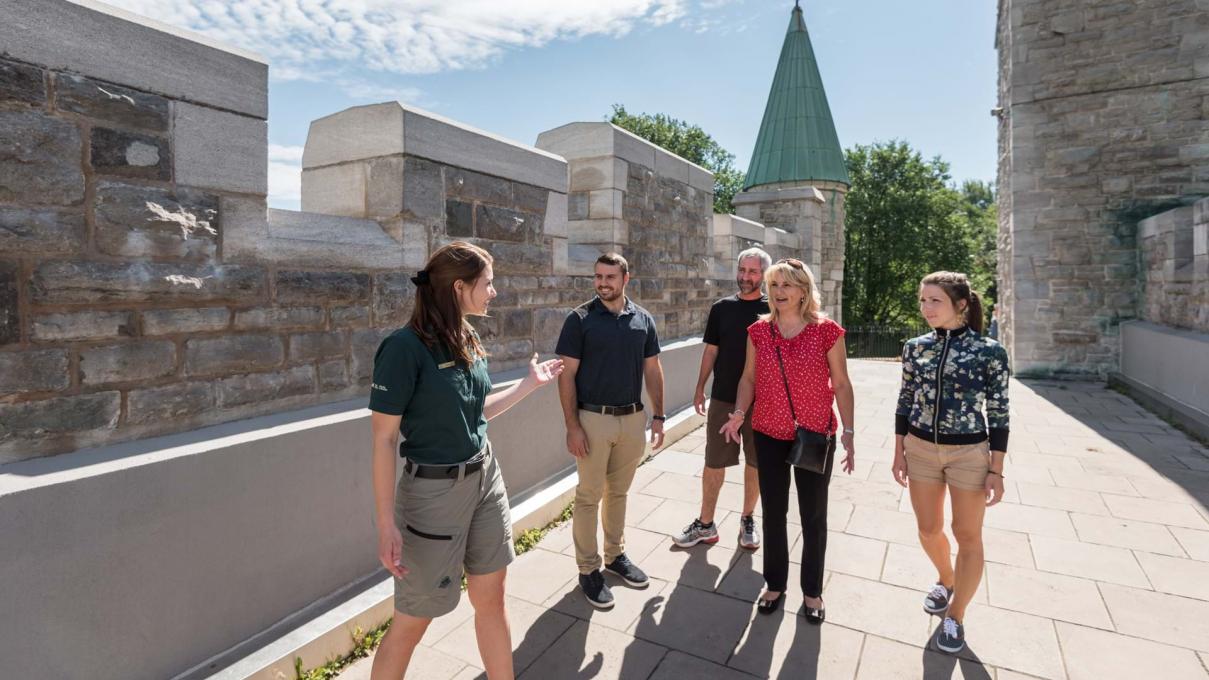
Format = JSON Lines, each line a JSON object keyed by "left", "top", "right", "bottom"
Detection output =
{"left": 184, "top": 334, "right": 284, "bottom": 376}
{"left": 402, "top": 156, "right": 444, "bottom": 222}
{"left": 233, "top": 306, "right": 324, "bottom": 331}
{"left": 0, "top": 392, "right": 120, "bottom": 443}
{"left": 568, "top": 192, "right": 589, "bottom": 221}
{"left": 0, "top": 109, "right": 84, "bottom": 205}
{"left": 0, "top": 206, "right": 86, "bottom": 255}
{"left": 0, "top": 263, "right": 17, "bottom": 345}
{"left": 127, "top": 382, "right": 215, "bottom": 425}
{"left": 330, "top": 306, "right": 370, "bottom": 328}
{"left": 445, "top": 166, "right": 511, "bottom": 206}
{"left": 0, "top": 349, "right": 69, "bottom": 392}
{"left": 372, "top": 273, "right": 416, "bottom": 326}
{"left": 476, "top": 205, "right": 541, "bottom": 243}
{"left": 53, "top": 73, "right": 169, "bottom": 131}
{"left": 445, "top": 199, "right": 473, "bottom": 238}
{"left": 141, "top": 307, "right": 229, "bottom": 335}
{"left": 514, "top": 183, "right": 548, "bottom": 215}
{"left": 32, "top": 310, "right": 135, "bottom": 341}
{"left": 289, "top": 330, "right": 347, "bottom": 361}
{"left": 534, "top": 307, "right": 572, "bottom": 353}
{"left": 496, "top": 308, "right": 533, "bottom": 338}
{"left": 490, "top": 242, "right": 550, "bottom": 275}
{"left": 216, "top": 366, "right": 314, "bottom": 407}
{"left": 173, "top": 102, "right": 267, "bottom": 194}
{"left": 32, "top": 261, "right": 264, "bottom": 305}
{"left": 352, "top": 328, "right": 391, "bottom": 381}
{"left": 0, "top": 58, "right": 45, "bottom": 107}
{"left": 300, "top": 162, "right": 366, "bottom": 217}
{"left": 275, "top": 271, "right": 369, "bottom": 305}
{"left": 365, "top": 155, "right": 403, "bottom": 218}
{"left": 79, "top": 341, "right": 176, "bottom": 385}
{"left": 90, "top": 127, "right": 170, "bottom": 180}
{"left": 94, "top": 182, "right": 218, "bottom": 260}
{"left": 318, "top": 359, "right": 349, "bottom": 391}
{"left": 544, "top": 191, "right": 568, "bottom": 238}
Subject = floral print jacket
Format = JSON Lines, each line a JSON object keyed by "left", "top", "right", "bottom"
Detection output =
{"left": 895, "top": 326, "right": 1011, "bottom": 452}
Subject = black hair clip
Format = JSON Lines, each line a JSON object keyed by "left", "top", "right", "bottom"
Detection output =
{"left": 410, "top": 270, "right": 431, "bottom": 286}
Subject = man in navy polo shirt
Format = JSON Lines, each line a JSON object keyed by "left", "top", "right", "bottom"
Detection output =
{"left": 556, "top": 252, "right": 664, "bottom": 609}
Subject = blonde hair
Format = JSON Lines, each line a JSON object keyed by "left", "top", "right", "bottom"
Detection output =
{"left": 760, "top": 258, "right": 824, "bottom": 325}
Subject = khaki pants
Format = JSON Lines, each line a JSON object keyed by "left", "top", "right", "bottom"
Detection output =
{"left": 573, "top": 410, "right": 647, "bottom": 574}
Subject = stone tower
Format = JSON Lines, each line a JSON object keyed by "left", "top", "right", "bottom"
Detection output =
{"left": 733, "top": 1, "right": 849, "bottom": 321}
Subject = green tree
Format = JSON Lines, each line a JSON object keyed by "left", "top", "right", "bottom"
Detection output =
{"left": 607, "top": 104, "right": 745, "bottom": 214}
{"left": 843, "top": 141, "right": 996, "bottom": 327}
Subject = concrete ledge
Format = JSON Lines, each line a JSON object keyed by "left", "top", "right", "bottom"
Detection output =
{"left": 1109, "top": 372, "right": 1209, "bottom": 442}
{"left": 732, "top": 186, "right": 826, "bottom": 205}
{"left": 1116, "top": 320, "right": 1209, "bottom": 440}
{"left": 536, "top": 122, "right": 713, "bottom": 192}
{"left": 0, "top": 0, "right": 267, "bottom": 118}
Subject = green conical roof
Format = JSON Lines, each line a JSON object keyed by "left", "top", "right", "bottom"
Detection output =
{"left": 744, "top": 3, "right": 849, "bottom": 189}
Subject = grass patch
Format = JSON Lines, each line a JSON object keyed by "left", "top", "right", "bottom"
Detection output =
{"left": 293, "top": 500, "right": 574, "bottom": 679}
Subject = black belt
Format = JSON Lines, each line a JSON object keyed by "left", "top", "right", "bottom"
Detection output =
{"left": 405, "top": 458, "right": 484, "bottom": 479}
{"left": 578, "top": 402, "right": 644, "bottom": 416}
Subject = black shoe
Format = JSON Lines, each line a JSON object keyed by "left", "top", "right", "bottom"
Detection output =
{"left": 605, "top": 553, "right": 650, "bottom": 589}
{"left": 936, "top": 616, "right": 965, "bottom": 653}
{"left": 757, "top": 592, "right": 784, "bottom": 615}
{"left": 803, "top": 605, "right": 826, "bottom": 625}
{"left": 923, "top": 582, "right": 954, "bottom": 615}
{"left": 578, "top": 570, "right": 615, "bottom": 609}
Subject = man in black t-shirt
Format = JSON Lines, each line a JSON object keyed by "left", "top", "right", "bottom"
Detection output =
{"left": 675, "top": 248, "right": 770, "bottom": 550}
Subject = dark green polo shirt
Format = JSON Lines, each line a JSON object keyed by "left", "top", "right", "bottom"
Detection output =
{"left": 368, "top": 327, "right": 491, "bottom": 465}
{"left": 555, "top": 297, "right": 660, "bottom": 406}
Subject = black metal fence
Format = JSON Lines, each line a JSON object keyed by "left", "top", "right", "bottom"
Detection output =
{"left": 845, "top": 325, "right": 931, "bottom": 359}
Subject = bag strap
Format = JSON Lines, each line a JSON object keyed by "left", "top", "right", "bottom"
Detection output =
{"left": 775, "top": 344, "right": 836, "bottom": 434}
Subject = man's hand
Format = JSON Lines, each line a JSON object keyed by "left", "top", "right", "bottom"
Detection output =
{"left": 650, "top": 418, "right": 665, "bottom": 449}
{"left": 377, "top": 524, "right": 407, "bottom": 579}
{"left": 566, "top": 423, "right": 589, "bottom": 458}
{"left": 693, "top": 389, "right": 707, "bottom": 417}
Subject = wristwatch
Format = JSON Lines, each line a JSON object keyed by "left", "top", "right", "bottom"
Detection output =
{"left": 651, "top": 414, "right": 666, "bottom": 421}
{"left": 843, "top": 427, "right": 855, "bottom": 434}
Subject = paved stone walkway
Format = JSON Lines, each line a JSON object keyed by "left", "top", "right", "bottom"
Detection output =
{"left": 344, "top": 359, "right": 1209, "bottom": 679}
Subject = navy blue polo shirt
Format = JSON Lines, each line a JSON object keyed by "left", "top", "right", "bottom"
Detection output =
{"left": 555, "top": 297, "right": 660, "bottom": 406}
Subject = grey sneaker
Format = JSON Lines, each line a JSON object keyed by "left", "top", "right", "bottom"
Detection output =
{"left": 605, "top": 553, "right": 649, "bottom": 588}
{"left": 673, "top": 518, "right": 719, "bottom": 548}
{"left": 923, "top": 582, "right": 953, "bottom": 615}
{"left": 578, "top": 570, "right": 614, "bottom": 609}
{"left": 738, "top": 514, "right": 761, "bottom": 550}
{"left": 936, "top": 616, "right": 965, "bottom": 653}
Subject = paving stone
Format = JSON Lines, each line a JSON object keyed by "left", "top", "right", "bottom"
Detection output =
{"left": 544, "top": 576, "right": 670, "bottom": 634}
{"left": 1055, "top": 621, "right": 1208, "bottom": 680}
{"left": 1015, "top": 482, "right": 1109, "bottom": 516}
{"left": 728, "top": 604, "right": 864, "bottom": 679}
{"left": 640, "top": 450, "right": 704, "bottom": 476}
{"left": 637, "top": 538, "right": 738, "bottom": 592}
{"left": 650, "top": 651, "right": 759, "bottom": 680}
{"left": 1099, "top": 583, "right": 1209, "bottom": 652}
{"left": 822, "top": 573, "right": 936, "bottom": 646}
{"left": 518, "top": 620, "right": 665, "bottom": 680}
{"left": 984, "top": 562, "right": 1113, "bottom": 628}
{"left": 433, "top": 595, "right": 576, "bottom": 674}
{"left": 983, "top": 501, "right": 1078, "bottom": 539}
{"left": 1170, "top": 527, "right": 1209, "bottom": 561}
{"left": 1028, "top": 534, "right": 1150, "bottom": 588}
{"left": 809, "top": 530, "right": 886, "bottom": 580}
{"left": 879, "top": 542, "right": 988, "bottom": 605}
{"left": 628, "top": 579, "right": 751, "bottom": 664}
{"left": 1133, "top": 551, "right": 1209, "bottom": 601}
{"left": 1006, "top": 452, "right": 1085, "bottom": 471}
{"left": 830, "top": 474, "right": 904, "bottom": 510}
{"left": 1071, "top": 513, "right": 1187, "bottom": 556}
{"left": 854, "top": 634, "right": 995, "bottom": 680}
{"left": 505, "top": 548, "right": 578, "bottom": 606}
{"left": 557, "top": 526, "right": 666, "bottom": 568}
{"left": 619, "top": 491, "right": 665, "bottom": 530}
{"left": 1047, "top": 468, "right": 1137, "bottom": 495}
{"left": 845, "top": 506, "right": 921, "bottom": 546}
{"left": 954, "top": 603, "right": 1065, "bottom": 680}
{"left": 1101, "top": 493, "right": 1209, "bottom": 530}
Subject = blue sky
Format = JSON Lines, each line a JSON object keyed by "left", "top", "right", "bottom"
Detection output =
{"left": 110, "top": 0, "right": 998, "bottom": 210}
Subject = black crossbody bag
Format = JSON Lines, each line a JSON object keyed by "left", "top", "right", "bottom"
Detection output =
{"left": 775, "top": 346, "right": 834, "bottom": 474}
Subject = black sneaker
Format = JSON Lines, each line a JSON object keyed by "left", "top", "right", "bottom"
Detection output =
{"left": 936, "top": 616, "right": 965, "bottom": 654}
{"left": 923, "top": 582, "right": 953, "bottom": 615}
{"left": 578, "top": 570, "right": 614, "bottom": 609}
{"left": 604, "top": 553, "right": 650, "bottom": 588}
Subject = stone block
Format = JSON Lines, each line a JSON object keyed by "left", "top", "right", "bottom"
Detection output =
{"left": 32, "top": 261, "right": 265, "bottom": 305}
{"left": 568, "top": 218, "right": 626, "bottom": 246}
{"left": 79, "top": 341, "right": 176, "bottom": 385}
{"left": 89, "top": 127, "right": 169, "bottom": 180}
{"left": 552, "top": 236, "right": 569, "bottom": 275}
{"left": 184, "top": 334, "right": 284, "bottom": 376}
{"left": 53, "top": 73, "right": 169, "bottom": 131}
{"left": 289, "top": 330, "right": 347, "bottom": 361}
{"left": 476, "top": 204, "right": 540, "bottom": 242}
{"left": 351, "top": 328, "right": 391, "bottom": 381}
{"left": 0, "top": 349, "right": 69, "bottom": 392}
{"left": 330, "top": 306, "right": 370, "bottom": 328}
{"left": 364, "top": 155, "right": 404, "bottom": 219}
{"left": 216, "top": 365, "right": 315, "bottom": 407}
{"left": 536, "top": 122, "right": 656, "bottom": 169}
{"left": 534, "top": 307, "right": 571, "bottom": 353}
{"left": 0, "top": 263, "right": 16, "bottom": 346}
{"left": 372, "top": 272, "right": 416, "bottom": 327}
{"left": 233, "top": 306, "right": 324, "bottom": 331}
{"left": 445, "top": 166, "right": 512, "bottom": 206}
{"left": 173, "top": 101, "right": 267, "bottom": 194}
{"left": 568, "top": 157, "right": 626, "bottom": 192}
{"left": 568, "top": 192, "right": 589, "bottom": 221}
{"left": 141, "top": 307, "right": 229, "bottom": 335}
{"left": 513, "top": 183, "right": 548, "bottom": 215}
{"left": 0, "top": 58, "right": 45, "bottom": 107}
{"left": 495, "top": 309, "right": 533, "bottom": 338}
{"left": 588, "top": 189, "right": 623, "bottom": 219}
{"left": 0, "top": 109, "right": 84, "bottom": 205}
{"left": 0, "top": 391, "right": 120, "bottom": 445}
{"left": 544, "top": 191, "right": 567, "bottom": 238}
{"left": 301, "top": 162, "right": 366, "bottom": 217}
{"left": 318, "top": 359, "right": 349, "bottom": 391}
{"left": 0, "top": 206, "right": 86, "bottom": 255}
{"left": 490, "top": 242, "right": 550, "bottom": 275}
{"left": 401, "top": 156, "right": 444, "bottom": 223}
{"left": 275, "top": 271, "right": 370, "bottom": 305}
{"left": 95, "top": 182, "right": 218, "bottom": 260}
{"left": 688, "top": 163, "right": 714, "bottom": 192}
{"left": 127, "top": 382, "right": 215, "bottom": 425}
{"left": 33, "top": 310, "right": 135, "bottom": 341}
{"left": 445, "top": 199, "right": 473, "bottom": 237}
{"left": 653, "top": 146, "right": 691, "bottom": 184}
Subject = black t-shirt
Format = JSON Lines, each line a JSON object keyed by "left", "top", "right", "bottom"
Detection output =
{"left": 703, "top": 294, "right": 769, "bottom": 402}
{"left": 555, "top": 297, "right": 660, "bottom": 406}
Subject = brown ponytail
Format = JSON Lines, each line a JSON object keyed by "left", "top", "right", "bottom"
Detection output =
{"left": 408, "top": 241, "right": 492, "bottom": 365}
{"left": 920, "top": 271, "right": 985, "bottom": 334}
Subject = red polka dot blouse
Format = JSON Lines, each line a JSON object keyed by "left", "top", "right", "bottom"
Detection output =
{"left": 748, "top": 317, "right": 845, "bottom": 441}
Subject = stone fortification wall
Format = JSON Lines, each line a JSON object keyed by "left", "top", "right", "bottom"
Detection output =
{"left": 1138, "top": 199, "right": 1209, "bottom": 332}
{"left": 996, "top": 0, "right": 1209, "bottom": 376}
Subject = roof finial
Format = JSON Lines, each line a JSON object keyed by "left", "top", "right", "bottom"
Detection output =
{"left": 795, "top": 0, "right": 800, "bottom": 7}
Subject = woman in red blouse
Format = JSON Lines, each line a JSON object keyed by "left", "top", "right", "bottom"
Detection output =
{"left": 720, "top": 258, "right": 856, "bottom": 622}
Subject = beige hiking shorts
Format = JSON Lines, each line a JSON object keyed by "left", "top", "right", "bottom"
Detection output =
{"left": 904, "top": 433, "right": 990, "bottom": 491}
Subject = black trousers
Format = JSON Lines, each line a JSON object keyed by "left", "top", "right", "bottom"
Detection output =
{"left": 754, "top": 430, "right": 836, "bottom": 598}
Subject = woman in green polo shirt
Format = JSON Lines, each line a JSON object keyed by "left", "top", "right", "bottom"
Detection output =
{"left": 368, "top": 241, "right": 563, "bottom": 680}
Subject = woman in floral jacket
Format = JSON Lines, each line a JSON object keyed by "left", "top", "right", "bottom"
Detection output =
{"left": 891, "top": 271, "right": 1009, "bottom": 655}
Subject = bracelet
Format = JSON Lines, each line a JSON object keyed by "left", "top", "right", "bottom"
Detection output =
{"left": 988, "top": 470, "right": 1005, "bottom": 478}
{"left": 730, "top": 409, "right": 745, "bottom": 419}
{"left": 651, "top": 415, "right": 666, "bottom": 421}
{"left": 842, "top": 427, "right": 855, "bottom": 435}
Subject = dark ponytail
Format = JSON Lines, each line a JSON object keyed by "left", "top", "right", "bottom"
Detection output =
{"left": 920, "top": 271, "right": 984, "bottom": 334}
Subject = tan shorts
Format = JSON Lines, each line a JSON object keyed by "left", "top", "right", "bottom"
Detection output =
{"left": 904, "top": 434, "right": 990, "bottom": 491}
{"left": 392, "top": 445, "right": 514, "bottom": 619}
{"left": 705, "top": 399, "right": 757, "bottom": 469}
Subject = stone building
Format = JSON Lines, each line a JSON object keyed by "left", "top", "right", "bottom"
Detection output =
{"left": 996, "top": 0, "right": 1209, "bottom": 434}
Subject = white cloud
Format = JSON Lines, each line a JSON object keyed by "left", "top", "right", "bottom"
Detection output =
{"left": 104, "top": 0, "right": 737, "bottom": 80}
{"left": 267, "top": 144, "right": 303, "bottom": 206}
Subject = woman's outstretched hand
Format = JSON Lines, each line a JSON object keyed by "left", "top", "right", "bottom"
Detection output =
{"left": 719, "top": 411, "right": 745, "bottom": 444}
{"left": 522, "top": 353, "right": 563, "bottom": 392}
{"left": 840, "top": 431, "right": 856, "bottom": 474}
